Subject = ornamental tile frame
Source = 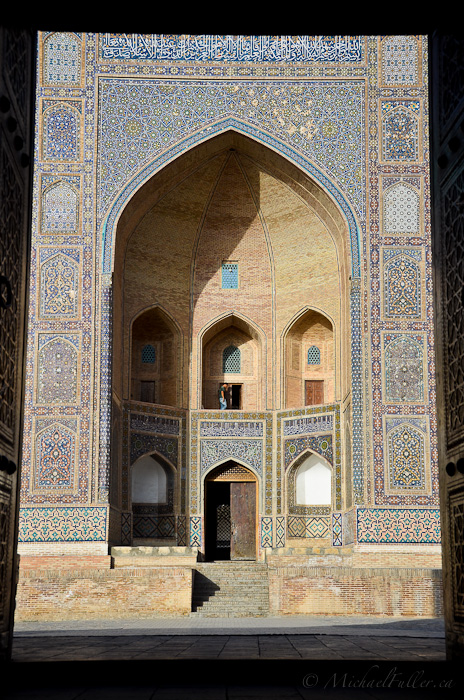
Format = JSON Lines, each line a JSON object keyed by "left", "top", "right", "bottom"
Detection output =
{"left": 18, "top": 33, "right": 439, "bottom": 555}
{"left": 40, "top": 98, "right": 84, "bottom": 163}
{"left": 280, "top": 404, "right": 342, "bottom": 514}
{"left": 38, "top": 247, "right": 81, "bottom": 319}
{"left": 190, "top": 411, "right": 272, "bottom": 523}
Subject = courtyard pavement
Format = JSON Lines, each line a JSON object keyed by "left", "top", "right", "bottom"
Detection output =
{"left": 3, "top": 615, "right": 462, "bottom": 699}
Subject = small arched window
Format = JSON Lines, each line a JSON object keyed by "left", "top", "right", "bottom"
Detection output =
{"left": 307, "top": 346, "right": 321, "bottom": 365}
{"left": 223, "top": 345, "right": 241, "bottom": 373}
{"left": 141, "top": 344, "right": 156, "bottom": 364}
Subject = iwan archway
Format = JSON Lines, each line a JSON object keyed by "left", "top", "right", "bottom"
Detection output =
{"left": 108, "top": 127, "right": 358, "bottom": 553}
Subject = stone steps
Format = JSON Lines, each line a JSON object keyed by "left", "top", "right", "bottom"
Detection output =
{"left": 191, "top": 562, "right": 270, "bottom": 617}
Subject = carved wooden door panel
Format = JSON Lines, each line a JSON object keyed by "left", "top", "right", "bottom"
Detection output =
{"left": 431, "top": 32, "right": 464, "bottom": 659}
{"left": 0, "top": 26, "right": 34, "bottom": 661}
{"left": 230, "top": 481, "right": 256, "bottom": 560}
{"left": 305, "top": 380, "right": 324, "bottom": 406}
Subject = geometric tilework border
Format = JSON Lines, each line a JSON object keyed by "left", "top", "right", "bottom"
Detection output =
{"left": 279, "top": 404, "right": 342, "bottom": 512}
{"left": 356, "top": 508, "right": 441, "bottom": 544}
{"left": 261, "top": 517, "right": 273, "bottom": 548}
{"left": 332, "top": 512, "right": 343, "bottom": 546}
{"left": 287, "top": 515, "right": 331, "bottom": 539}
{"left": 18, "top": 506, "right": 108, "bottom": 542}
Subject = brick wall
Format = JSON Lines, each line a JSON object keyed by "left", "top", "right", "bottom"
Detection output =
{"left": 268, "top": 564, "right": 443, "bottom": 617}
{"left": 15, "top": 566, "right": 193, "bottom": 621}
{"left": 18, "top": 556, "right": 112, "bottom": 570}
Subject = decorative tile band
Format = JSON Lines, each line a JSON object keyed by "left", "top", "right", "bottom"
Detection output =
{"left": 356, "top": 508, "right": 441, "bottom": 544}
{"left": 287, "top": 516, "right": 330, "bottom": 538}
{"left": 130, "top": 433, "right": 178, "bottom": 467}
{"left": 100, "top": 34, "right": 364, "bottom": 64}
{"left": 284, "top": 434, "right": 333, "bottom": 469}
{"left": 275, "top": 516, "right": 286, "bottom": 548}
{"left": 200, "top": 439, "right": 263, "bottom": 475}
{"left": 283, "top": 414, "right": 333, "bottom": 436}
{"left": 261, "top": 517, "right": 273, "bottom": 548}
{"left": 189, "top": 516, "right": 202, "bottom": 548}
{"left": 18, "top": 506, "right": 108, "bottom": 542}
{"left": 200, "top": 420, "right": 263, "bottom": 437}
{"left": 130, "top": 414, "right": 180, "bottom": 435}
{"left": 332, "top": 512, "right": 343, "bottom": 546}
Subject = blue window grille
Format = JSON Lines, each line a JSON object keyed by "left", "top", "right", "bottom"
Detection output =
{"left": 223, "top": 345, "right": 241, "bottom": 373}
{"left": 142, "top": 344, "right": 156, "bottom": 364}
{"left": 307, "top": 346, "right": 321, "bottom": 365}
{"left": 221, "top": 262, "right": 239, "bottom": 289}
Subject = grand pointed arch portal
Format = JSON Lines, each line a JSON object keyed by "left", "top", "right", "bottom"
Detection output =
{"left": 17, "top": 34, "right": 442, "bottom": 623}
{"left": 109, "top": 129, "right": 353, "bottom": 554}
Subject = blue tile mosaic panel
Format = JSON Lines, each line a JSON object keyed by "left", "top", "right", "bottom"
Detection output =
{"left": 19, "top": 507, "right": 107, "bottom": 542}
{"left": 287, "top": 516, "right": 330, "bottom": 538}
{"left": 190, "top": 516, "right": 202, "bottom": 547}
{"left": 332, "top": 513, "right": 343, "bottom": 546}
{"left": 260, "top": 517, "right": 273, "bottom": 548}
{"left": 357, "top": 508, "right": 440, "bottom": 544}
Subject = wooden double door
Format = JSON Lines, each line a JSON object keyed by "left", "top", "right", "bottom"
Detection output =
{"left": 205, "top": 465, "right": 256, "bottom": 561}
{"left": 305, "top": 379, "right": 324, "bottom": 406}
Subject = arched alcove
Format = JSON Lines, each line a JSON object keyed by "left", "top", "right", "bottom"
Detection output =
{"left": 130, "top": 453, "right": 176, "bottom": 543}
{"left": 131, "top": 454, "right": 168, "bottom": 504}
{"left": 201, "top": 315, "right": 262, "bottom": 410}
{"left": 283, "top": 308, "right": 335, "bottom": 409}
{"left": 130, "top": 306, "right": 180, "bottom": 407}
{"left": 111, "top": 129, "right": 353, "bottom": 412}
{"left": 295, "top": 453, "right": 332, "bottom": 506}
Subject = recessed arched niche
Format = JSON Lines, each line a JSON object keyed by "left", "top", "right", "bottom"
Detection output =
{"left": 201, "top": 315, "right": 263, "bottom": 410}
{"left": 131, "top": 454, "right": 169, "bottom": 504}
{"left": 295, "top": 453, "right": 332, "bottom": 506}
{"left": 130, "top": 453, "right": 176, "bottom": 543}
{"left": 284, "top": 309, "right": 335, "bottom": 409}
{"left": 130, "top": 307, "right": 179, "bottom": 407}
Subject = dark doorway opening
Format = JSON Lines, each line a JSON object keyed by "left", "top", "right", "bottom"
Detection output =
{"left": 205, "top": 464, "right": 257, "bottom": 561}
{"left": 228, "top": 384, "right": 242, "bottom": 409}
{"left": 205, "top": 481, "right": 231, "bottom": 561}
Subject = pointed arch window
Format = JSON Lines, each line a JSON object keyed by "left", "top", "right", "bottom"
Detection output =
{"left": 141, "top": 344, "right": 156, "bottom": 364}
{"left": 307, "top": 345, "right": 321, "bottom": 365}
{"left": 223, "top": 345, "right": 241, "bottom": 373}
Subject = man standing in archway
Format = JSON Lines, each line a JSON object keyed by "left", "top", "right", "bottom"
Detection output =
{"left": 219, "top": 383, "right": 229, "bottom": 409}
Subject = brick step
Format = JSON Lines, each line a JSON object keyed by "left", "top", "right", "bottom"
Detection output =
{"left": 193, "top": 591, "right": 269, "bottom": 601}
{"left": 194, "top": 581, "right": 268, "bottom": 591}
{"left": 193, "top": 592, "right": 268, "bottom": 599}
{"left": 193, "top": 597, "right": 269, "bottom": 607}
{"left": 191, "top": 562, "right": 270, "bottom": 615}
{"left": 195, "top": 564, "right": 268, "bottom": 569}
{"left": 193, "top": 602, "right": 269, "bottom": 612}
{"left": 191, "top": 612, "right": 269, "bottom": 618}
{"left": 194, "top": 600, "right": 269, "bottom": 610}
{"left": 193, "top": 562, "right": 268, "bottom": 570}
